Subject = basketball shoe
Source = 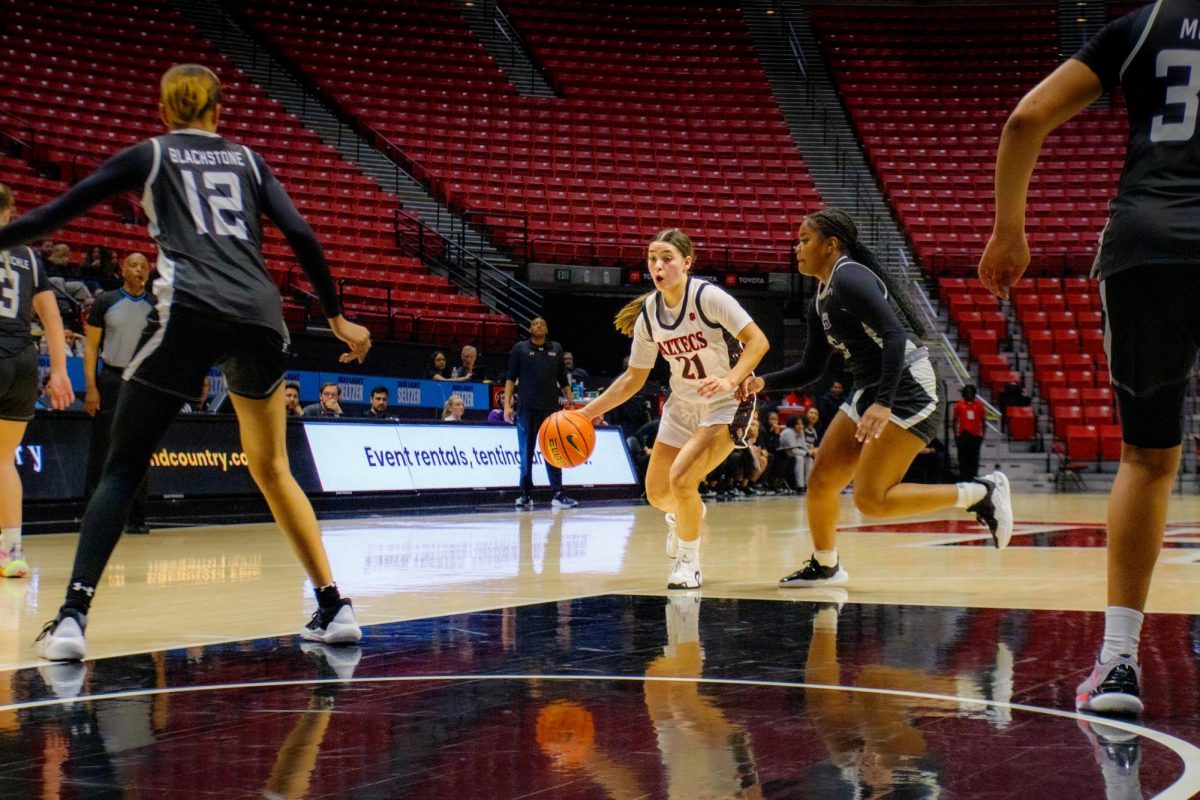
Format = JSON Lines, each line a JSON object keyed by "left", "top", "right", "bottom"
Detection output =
{"left": 778, "top": 555, "right": 849, "bottom": 588}
{"left": 665, "top": 503, "right": 707, "bottom": 559}
{"left": 0, "top": 544, "right": 28, "bottom": 578}
{"left": 35, "top": 608, "right": 87, "bottom": 662}
{"left": 1076, "top": 654, "right": 1142, "bottom": 716}
{"left": 515, "top": 495, "right": 533, "bottom": 510}
{"left": 667, "top": 557, "right": 701, "bottom": 590}
{"left": 551, "top": 493, "right": 578, "bottom": 509}
{"left": 968, "top": 470, "right": 1013, "bottom": 549}
{"left": 302, "top": 599, "right": 362, "bottom": 645}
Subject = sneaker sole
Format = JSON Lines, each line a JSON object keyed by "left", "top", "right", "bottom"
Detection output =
{"left": 302, "top": 622, "right": 362, "bottom": 645}
{"left": 39, "top": 638, "right": 86, "bottom": 662}
{"left": 550, "top": 502, "right": 578, "bottom": 509}
{"left": 990, "top": 472, "right": 1013, "bottom": 550}
{"left": 779, "top": 571, "right": 849, "bottom": 588}
{"left": 1079, "top": 692, "right": 1144, "bottom": 716}
{"left": 667, "top": 581, "right": 702, "bottom": 590}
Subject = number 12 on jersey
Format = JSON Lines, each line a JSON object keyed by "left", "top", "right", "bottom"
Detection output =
{"left": 182, "top": 170, "right": 249, "bottom": 240}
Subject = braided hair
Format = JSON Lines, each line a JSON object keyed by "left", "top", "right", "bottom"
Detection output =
{"left": 804, "top": 209, "right": 926, "bottom": 339}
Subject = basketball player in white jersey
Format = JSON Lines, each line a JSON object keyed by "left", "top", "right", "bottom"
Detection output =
{"left": 579, "top": 229, "right": 769, "bottom": 590}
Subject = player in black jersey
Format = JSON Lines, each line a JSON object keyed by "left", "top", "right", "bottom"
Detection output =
{"left": 741, "top": 210, "right": 1013, "bottom": 588}
{"left": 980, "top": 1, "right": 1200, "bottom": 717}
{"left": 0, "top": 184, "right": 76, "bottom": 580}
{"left": 0, "top": 65, "right": 371, "bottom": 661}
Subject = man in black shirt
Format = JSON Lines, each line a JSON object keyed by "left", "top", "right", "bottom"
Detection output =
{"left": 980, "top": 0, "right": 1200, "bottom": 718}
{"left": 503, "top": 317, "right": 577, "bottom": 509}
{"left": 362, "top": 385, "right": 392, "bottom": 419}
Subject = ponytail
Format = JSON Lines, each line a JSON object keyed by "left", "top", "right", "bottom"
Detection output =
{"left": 804, "top": 208, "right": 926, "bottom": 339}
{"left": 614, "top": 292, "right": 651, "bottom": 337}
{"left": 160, "top": 64, "right": 222, "bottom": 129}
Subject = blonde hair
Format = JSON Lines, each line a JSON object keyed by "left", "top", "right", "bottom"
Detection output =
{"left": 160, "top": 64, "right": 222, "bottom": 129}
{"left": 613, "top": 229, "right": 695, "bottom": 337}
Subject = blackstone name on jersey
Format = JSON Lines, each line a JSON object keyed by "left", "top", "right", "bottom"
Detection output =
{"left": 166, "top": 147, "right": 247, "bottom": 167}
{"left": 657, "top": 331, "right": 709, "bottom": 357}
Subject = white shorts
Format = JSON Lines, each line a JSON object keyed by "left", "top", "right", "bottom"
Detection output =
{"left": 657, "top": 394, "right": 744, "bottom": 449}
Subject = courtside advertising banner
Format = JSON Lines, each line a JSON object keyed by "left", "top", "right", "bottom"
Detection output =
{"left": 302, "top": 422, "right": 636, "bottom": 492}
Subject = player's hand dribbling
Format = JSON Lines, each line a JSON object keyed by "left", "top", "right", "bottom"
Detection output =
{"left": 330, "top": 315, "right": 371, "bottom": 363}
{"left": 979, "top": 229, "right": 1030, "bottom": 300}
{"left": 736, "top": 375, "right": 764, "bottom": 402}
{"left": 47, "top": 371, "right": 75, "bottom": 411}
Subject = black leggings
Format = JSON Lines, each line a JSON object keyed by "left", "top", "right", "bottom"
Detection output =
{"left": 71, "top": 380, "right": 183, "bottom": 588}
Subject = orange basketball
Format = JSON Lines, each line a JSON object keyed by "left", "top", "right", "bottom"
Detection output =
{"left": 537, "top": 410, "right": 596, "bottom": 468}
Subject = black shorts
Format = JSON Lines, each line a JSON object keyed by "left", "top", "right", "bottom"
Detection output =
{"left": 1101, "top": 265, "right": 1200, "bottom": 447}
{"left": 842, "top": 352, "right": 944, "bottom": 445}
{"left": 125, "top": 306, "right": 288, "bottom": 402}
{"left": 0, "top": 344, "right": 39, "bottom": 421}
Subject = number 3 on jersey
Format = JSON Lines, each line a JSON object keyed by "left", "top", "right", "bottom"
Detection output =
{"left": 182, "top": 170, "right": 249, "bottom": 240}
{"left": 675, "top": 354, "right": 707, "bottom": 380}
{"left": 1151, "top": 49, "right": 1200, "bottom": 142}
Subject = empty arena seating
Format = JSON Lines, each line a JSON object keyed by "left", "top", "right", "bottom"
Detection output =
{"left": 810, "top": 5, "right": 1122, "bottom": 276}
{"left": 0, "top": 0, "right": 516, "bottom": 346}
{"left": 238, "top": 0, "right": 818, "bottom": 269}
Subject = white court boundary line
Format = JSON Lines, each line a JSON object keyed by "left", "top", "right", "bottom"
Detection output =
{"left": 7, "top": 673, "right": 1199, "bottom": 799}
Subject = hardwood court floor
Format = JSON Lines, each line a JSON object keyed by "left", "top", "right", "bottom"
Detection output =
{"left": 0, "top": 492, "right": 1197, "bottom": 798}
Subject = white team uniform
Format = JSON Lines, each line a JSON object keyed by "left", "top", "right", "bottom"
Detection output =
{"left": 629, "top": 277, "right": 755, "bottom": 449}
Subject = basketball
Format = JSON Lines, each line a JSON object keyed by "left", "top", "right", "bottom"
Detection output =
{"left": 537, "top": 410, "right": 596, "bottom": 468}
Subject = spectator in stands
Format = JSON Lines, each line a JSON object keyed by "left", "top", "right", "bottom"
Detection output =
{"left": 815, "top": 379, "right": 845, "bottom": 440}
{"left": 84, "top": 250, "right": 154, "bottom": 534}
{"left": 363, "top": 385, "right": 392, "bottom": 419}
{"left": 952, "top": 384, "right": 986, "bottom": 480}
{"left": 79, "top": 246, "right": 116, "bottom": 289}
{"left": 797, "top": 406, "right": 821, "bottom": 492}
{"left": 36, "top": 373, "right": 84, "bottom": 412}
{"left": 181, "top": 376, "right": 216, "bottom": 413}
{"left": 504, "top": 316, "right": 577, "bottom": 509}
{"left": 978, "top": 5, "right": 1200, "bottom": 717}
{"left": 36, "top": 239, "right": 54, "bottom": 262}
{"left": 303, "top": 382, "right": 344, "bottom": 417}
{"left": 998, "top": 380, "right": 1032, "bottom": 429}
{"left": 487, "top": 390, "right": 508, "bottom": 423}
{"left": 283, "top": 381, "right": 304, "bottom": 417}
{"left": 2, "top": 63, "right": 370, "bottom": 661}
{"left": 777, "top": 414, "right": 804, "bottom": 491}
{"left": 0, "top": 185, "right": 75, "bottom": 579}
{"left": 442, "top": 394, "right": 465, "bottom": 421}
{"left": 563, "top": 351, "right": 590, "bottom": 385}
{"left": 450, "top": 344, "right": 479, "bottom": 382}
{"left": 426, "top": 350, "right": 451, "bottom": 381}
{"left": 45, "top": 242, "right": 92, "bottom": 304}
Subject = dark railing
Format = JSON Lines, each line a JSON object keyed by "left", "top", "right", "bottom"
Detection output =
{"left": 476, "top": 0, "right": 561, "bottom": 96}
{"left": 394, "top": 209, "right": 542, "bottom": 326}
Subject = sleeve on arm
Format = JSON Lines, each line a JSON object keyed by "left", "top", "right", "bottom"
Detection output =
{"left": 761, "top": 297, "right": 830, "bottom": 392}
{"left": 834, "top": 265, "right": 908, "bottom": 408}
{"left": 0, "top": 143, "right": 153, "bottom": 250}
{"left": 627, "top": 313, "right": 659, "bottom": 369}
{"left": 256, "top": 153, "right": 343, "bottom": 319}
{"left": 1073, "top": 9, "right": 1140, "bottom": 92}
{"left": 699, "top": 285, "right": 753, "bottom": 336}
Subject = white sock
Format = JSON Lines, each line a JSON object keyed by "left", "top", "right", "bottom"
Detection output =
{"left": 955, "top": 482, "right": 987, "bottom": 509}
{"left": 814, "top": 549, "right": 838, "bottom": 568}
{"left": 678, "top": 538, "right": 700, "bottom": 564}
{"left": 0, "top": 527, "right": 20, "bottom": 553}
{"left": 1100, "top": 606, "right": 1144, "bottom": 662}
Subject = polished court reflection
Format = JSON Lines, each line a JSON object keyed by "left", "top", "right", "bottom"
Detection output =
{"left": 0, "top": 495, "right": 1198, "bottom": 798}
